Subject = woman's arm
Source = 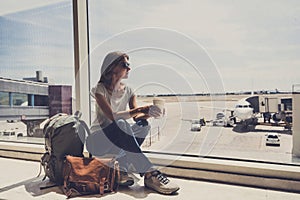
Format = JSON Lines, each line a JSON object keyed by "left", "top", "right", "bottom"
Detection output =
{"left": 95, "top": 93, "right": 151, "bottom": 121}
{"left": 129, "top": 95, "right": 150, "bottom": 121}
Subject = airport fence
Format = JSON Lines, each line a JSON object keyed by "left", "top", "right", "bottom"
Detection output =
{"left": 142, "top": 126, "right": 161, "bottom": 147}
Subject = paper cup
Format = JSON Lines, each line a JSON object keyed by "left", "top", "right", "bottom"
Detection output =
{"left": 153, "top": 98, "right": 165, "bottom": 118}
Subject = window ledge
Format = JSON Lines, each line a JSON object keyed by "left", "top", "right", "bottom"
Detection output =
{"left": 1, "top": 141, "right": 300, "bottom": 193}
{"left": 146, "top": 152, "right": 300, "bottom": 193}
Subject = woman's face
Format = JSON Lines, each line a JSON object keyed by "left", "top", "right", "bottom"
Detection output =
{"left": 112, "top": 57, "right": 131, "bottom": 81}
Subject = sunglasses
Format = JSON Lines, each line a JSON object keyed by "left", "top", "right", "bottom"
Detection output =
{"left": 120, "top": 61, "right": 130, "bottom": 69}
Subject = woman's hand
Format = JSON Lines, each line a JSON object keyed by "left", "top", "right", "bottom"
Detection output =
{"left": 149, "top": 105, "right": 163, "bottom": 118}
{"left": 140, "top": 105, "right": 162, "bottom": 118}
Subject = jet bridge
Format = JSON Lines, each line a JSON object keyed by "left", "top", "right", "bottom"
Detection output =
{"left": 245, "top": 95, "right": 292, "bottom": 124}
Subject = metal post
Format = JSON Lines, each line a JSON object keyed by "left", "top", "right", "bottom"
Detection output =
{"left": 149, "top": 129, "right": 152, "bottom": 146}
{"left": 9, "top": 92, "right": 13, "bottom": 107}
{"left": 72, "top": 0, "right": 91, "bottom": 125}
{"left": 158, "top": 126, "right": 160, "bottom": 141}
{"left": 31, "top": 94, "right": 34, "bottom": 107}
{"left": 292, "top": 84, "right": 300, "bottom": 157}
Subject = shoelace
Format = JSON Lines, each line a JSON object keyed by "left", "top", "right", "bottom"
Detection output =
{"left": 154, "top": 171, "right": 170, "bottom": 185}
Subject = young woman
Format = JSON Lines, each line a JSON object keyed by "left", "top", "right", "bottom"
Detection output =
{"left": 87, "top": 51, "right": 179, "bottom": 195}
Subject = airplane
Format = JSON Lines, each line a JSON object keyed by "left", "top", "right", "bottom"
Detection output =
{"left": 182, "top": 98, "right": 257, "bottom": 130}
{"left": 184, "top": 95, "right": 292, "bottom": 131}
{"left": 233, "top": 98, "right": 255, "bottom": 121}
{"left": 227, "top": 97, "right": 258, "bottom": 130}
{"left": 199, "top": 97, "right": 258, "bottom": 129}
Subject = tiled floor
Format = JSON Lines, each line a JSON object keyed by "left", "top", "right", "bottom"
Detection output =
{"left": 0, "top": 157, "right": 300, "bottom": 200}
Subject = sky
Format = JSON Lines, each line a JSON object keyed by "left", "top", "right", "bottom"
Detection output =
{"left": 1, "top": 0, "right": 300, "bottom": 95}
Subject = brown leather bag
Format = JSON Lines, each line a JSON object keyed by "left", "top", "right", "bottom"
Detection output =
{"left": 63, "top": 155, "right": 120, "bottom": 198}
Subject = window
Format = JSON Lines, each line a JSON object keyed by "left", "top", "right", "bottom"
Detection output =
{"left": 87, "top": 0, "right": 300, "bottom": 166}
{"left": 0, "top": 0, "right": 74, "bottom": 141}
{"left": 12, "top": 93, "right": 27, "bottom": 106}
{"left": 0, "top": 1, "right": 299, "bottom": 192}
{"left": 0, "top": 92, "right": 9, "bottom": 106}
{"left": 1, "top": 0, "right": 299, "bottom": 167}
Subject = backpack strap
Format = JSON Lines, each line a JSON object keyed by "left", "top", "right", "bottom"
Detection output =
{"left": 37, "top": 162, "right": 43, "bottom": 178}
{"left": 74, "top": 110, "right": 82, "bottom": 119}
{"left": 73, "top": 110, "right": 92, "bottom": 158}
{"left": 79, "top": 119, "right": 91, "bottom": 136}
{"left": 73, "top": 110, "right": 90, "bottom": 136}
{"left": 78, "top": 119, "right": 93, "bottom": 158}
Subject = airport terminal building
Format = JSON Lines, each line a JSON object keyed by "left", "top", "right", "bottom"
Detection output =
{"left": 0, "top": 72, "right": 72, "bottom": 136}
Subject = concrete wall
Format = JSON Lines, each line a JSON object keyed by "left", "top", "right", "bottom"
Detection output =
{"left": 0, "top": 107, "right": 49, "bottom": 121}
{"left": 0, "top": 78, "right": 48, "bottom": 95}
{"left": 293, "top": 93, "right": 300, "bottom": 157}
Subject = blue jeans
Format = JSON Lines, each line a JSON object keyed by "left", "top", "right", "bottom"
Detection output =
{"left": 87, "top": 119, "right": 153, "bottom": 174}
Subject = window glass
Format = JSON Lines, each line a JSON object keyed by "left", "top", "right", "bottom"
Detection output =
{"left": 0, "top": 0, "right": 74, "bottom": 141}
{"left": 12, "top": 93, "right": 27, "bottom": 106}
{"left": 34, "top": 95, "right": 49, "bottom": 107}
{"left": 0, "top": 92, "right": 9, "bottom": 106}
{"left": 88, "top": 0, "right": 300, "bottom": 165}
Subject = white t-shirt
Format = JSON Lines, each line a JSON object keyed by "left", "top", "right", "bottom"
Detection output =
{"left": 90, "top": 82, "right": 134, "bottom": 132}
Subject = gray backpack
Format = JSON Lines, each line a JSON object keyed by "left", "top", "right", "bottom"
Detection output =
{"left": 40, "top": 111, "right": 90, "bottom": 185}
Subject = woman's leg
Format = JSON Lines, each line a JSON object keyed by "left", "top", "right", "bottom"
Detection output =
{"left": 131, "top": 123, "right": 151, "bottom": 146}
{"left": 86, "top": 128, "right": 117, "bottom": 156}
{"left": 115, "top": 121, "right": 151, "bottom": 172}
{"left": 103, "top": 119, "right": 153, "bottom": 174}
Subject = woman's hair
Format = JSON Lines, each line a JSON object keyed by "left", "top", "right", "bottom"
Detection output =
{"left": 99, "top": 54, "right": 129, "bottom": 86}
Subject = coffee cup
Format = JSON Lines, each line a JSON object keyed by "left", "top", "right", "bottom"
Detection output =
{"left": 153, "top": 98, "right": 165, "bottom": 118}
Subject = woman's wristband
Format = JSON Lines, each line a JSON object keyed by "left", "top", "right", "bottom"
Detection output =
{"left": 130, "top": 106, "right": 148, "bottom": 117}
{"left": 130, "top": 107, "right": 142, "bottom": 116}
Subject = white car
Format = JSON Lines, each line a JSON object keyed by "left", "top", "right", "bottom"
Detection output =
{"left": 212, "top": 112, "right": 235, "bottom": 127}
{"left": 266, "top": 133, "right": 280, "bottom": 146}
{"left": 191, "top": 122, "right": 201, "bottom": 131}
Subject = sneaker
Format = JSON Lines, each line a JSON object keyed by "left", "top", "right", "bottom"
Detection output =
{"left": 144, "top": 170, "right": 180, "bottom": 195}
{"left": 118, "top": 171, "right": 134, "bottom": 186}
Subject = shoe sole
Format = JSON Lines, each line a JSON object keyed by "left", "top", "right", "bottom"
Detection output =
{"left": 145, "top": 184, "right": 180, "bottom": 195}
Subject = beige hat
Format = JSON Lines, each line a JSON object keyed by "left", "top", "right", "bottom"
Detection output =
{"left": 100, "top": 51, "right": 126, "bottom": 76}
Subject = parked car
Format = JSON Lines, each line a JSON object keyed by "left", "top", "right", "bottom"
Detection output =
{"left": 266, "top": 133, "right": 280, "bottom": 146}
{"left": 212, "top": 112, "right": 235, "bottom": 127}
{"left": 191, "top": 121, "right": 201, "bottom": 131}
